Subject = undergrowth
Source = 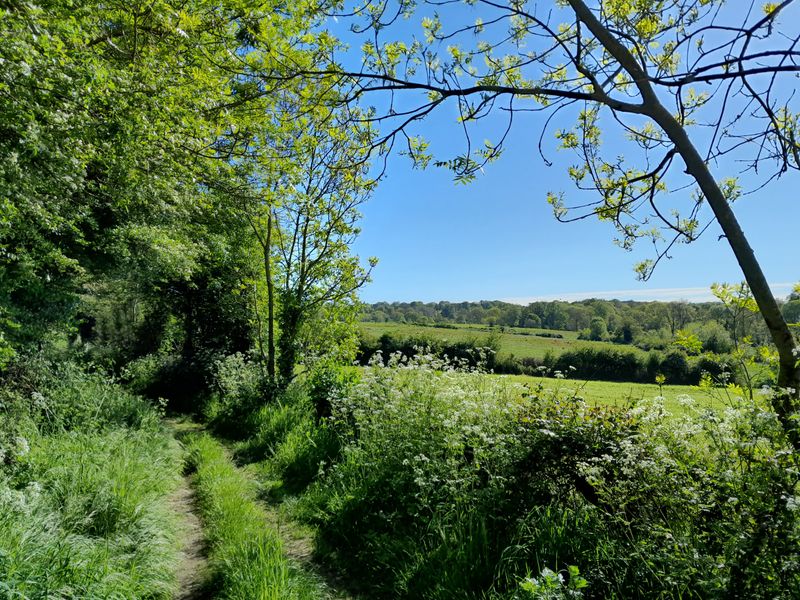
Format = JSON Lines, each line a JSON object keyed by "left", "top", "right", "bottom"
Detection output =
{"left": 0, "top": 356, "right": 182, "bottom": 598}
{"left": 233, "top": 352, "right": 800, "bottom": 599}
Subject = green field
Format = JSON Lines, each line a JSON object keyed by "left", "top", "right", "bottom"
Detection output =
{"left": 359, "top": 321, "right": 641, "bottom": 360}
{"left": 497, "top": 374, "right": 741, "bottom": 416}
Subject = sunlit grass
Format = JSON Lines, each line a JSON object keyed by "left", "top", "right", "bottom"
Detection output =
{"left": 499, "top": 373, "right": 746, "bottom": 416}
{"left": 186, "top": 433, "right": 326, "bottom": 599}
{"left": 0, "top": 429, "right": 182, "bottom": 598}
{"left": 359, "top": 321, "right": 632, "bottom": 360}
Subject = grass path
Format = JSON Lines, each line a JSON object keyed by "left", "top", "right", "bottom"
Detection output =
{"left": 171, "top": 474, "right": 211, "bottom": 600}
{"left": 255, "top": 489, "right": 355, "bottom": 600}
{"left": 175, "top": 423, "right": 353, "bottom": 599}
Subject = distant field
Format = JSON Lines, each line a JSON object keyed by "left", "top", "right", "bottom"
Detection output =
{"left": 359, "top": 321, "right": 643, "bottom": 360}
{"left": 498, "top": 374, "right": 741, "bottom": 416}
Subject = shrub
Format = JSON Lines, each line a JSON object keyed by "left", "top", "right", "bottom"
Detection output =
{"left": 552, "top": 347, "right": 644, "bottom": 382}
{"left": 205, "top": 353, "right": 272, "bottom": 438}
{"left": 659, "top": 349, "right": 689, "bottom": 384}
{"left": 292, "top": 357, "right": 800, "bottom": 598}
{"left": 1, "top": 355, "right": 163, "bottom": 434}
{"left": 357, "top": 332, "right": 498, "bottom": 371}
{"left": 298, "top": 354, "right": 527, "bottom": 596}
{"left": 306, "top": 360, "right": 358, "bottom": 422}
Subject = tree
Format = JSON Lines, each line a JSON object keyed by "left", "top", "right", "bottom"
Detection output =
{"left": 223, "top": 97, "right": 378, "bottom": 386}
{"left": 272, "top": 112, "right": 378, "bottom": 383}
{"left": 784, "top": 300, "right": 800, "bottom": 325}
{"left": 588, "top": 316, "right": 608, "bottom": 341}
{"left": 266, "top": 0, "right": 800, "bottom": 437}
{"left": 0, "top": 0, "right": 311, "bottom": 366}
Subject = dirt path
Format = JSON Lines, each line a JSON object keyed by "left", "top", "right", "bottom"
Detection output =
{"left": 170, "top": 473, "right": 211, "bottom": 600}
{"left": 164, "top": 418, "right": 211, "bottom": 600}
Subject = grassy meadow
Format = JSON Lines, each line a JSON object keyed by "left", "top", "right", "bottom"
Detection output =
{"left": 500, "top": 374, "right": 740, "bottom": 416}
{"left": 359, "top": 321, "right": 635, "bottom": 360}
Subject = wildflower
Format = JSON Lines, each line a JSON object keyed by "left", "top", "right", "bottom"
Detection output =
{"left": 15, "top": 436, "right": 29, "bottom": 457}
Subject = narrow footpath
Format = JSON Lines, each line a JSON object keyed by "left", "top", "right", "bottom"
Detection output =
{"left": 258, "top": 498, "right": 355, "bottom": 600}
{"left": 165, "top": 417, "right": 355, "bottom": 600}
{"left": 170, "top": 474, "right": 211, "bottom": 600}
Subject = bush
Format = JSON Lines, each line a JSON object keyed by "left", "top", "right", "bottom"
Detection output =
{"left": 290, "top": 358, "right": 800, "bottom": 598}
{"left": 1, "top": 355, "right": 163, "bottom": 434}
{"left": 357, "top": 332, "right": 498, "bottom": 371}
{"left": 552, "top": 348, "right": 644, "bottom": 382}
{"left": 297, "top": 354, "right": 528, "bottom": 597}
{"left": 306, "top": 361, "right": 358, "bottom": 422}
{"left": 204, "top": 353, "right": 272, "bottom": 438}
{"left": 659, "top": 349, "right": 689, "bottom": 384}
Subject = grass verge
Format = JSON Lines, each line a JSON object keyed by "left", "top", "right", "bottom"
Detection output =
{"left": 185, "top": 433, "right": 326, "bottom": 599}
{"left": 0, "top": 419, "right": 182, "bottom": 598}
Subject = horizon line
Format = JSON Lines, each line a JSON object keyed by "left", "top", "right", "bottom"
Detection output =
{"left": 364, "top": 283, "right": 796, "bottom": 305}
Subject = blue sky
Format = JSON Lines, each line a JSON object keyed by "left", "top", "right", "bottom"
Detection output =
{"left": 337, "top": 4, "right": 799, "bottom": 305}
{"left": 352, "top": 116, "right": 798, "bottom": 304}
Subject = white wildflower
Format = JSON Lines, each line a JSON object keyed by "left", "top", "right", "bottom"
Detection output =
{"left": 14, "top": 436, "right": 29, "bottom": 457}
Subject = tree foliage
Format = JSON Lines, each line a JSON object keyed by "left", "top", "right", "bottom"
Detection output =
{"left": 1, "top": 0, "right": 374, "bottom": 385}
{"left": 259, "top": 0, "right": 800, "bottom": 434}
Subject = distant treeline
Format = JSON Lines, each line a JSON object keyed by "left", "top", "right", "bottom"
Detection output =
{"left": 357, "top": 332, "right": 746, "bottom": 386}
{"left": 361, "top": 296, "right": 800, "bottom": 352}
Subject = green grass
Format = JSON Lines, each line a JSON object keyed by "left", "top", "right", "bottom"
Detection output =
{"left": 499, "top": 373, "right": 740, "bottom": 416}
{"left": 359, "top": 321, "right": 638, "bottom": 360}
{"left": 0, "top": 359, "right": 187, "bottom": 599}
{"left": 185, "top": 433, "right": 327, "bottom": 600}
{"left": 0, "top": 428, "right": 182, "bottom": 598}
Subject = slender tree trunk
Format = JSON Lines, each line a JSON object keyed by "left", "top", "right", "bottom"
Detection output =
{"left": 253, "top": 279, "right": 267, "bottom": 374}
{"left": 652, "top": 103, "right": 800, "bottom": 435}
{"left": 568, "top": 0, "right": 800, "bottom": 443}
{"left": 265, "top": 211, "right": 276, "bottom": 380}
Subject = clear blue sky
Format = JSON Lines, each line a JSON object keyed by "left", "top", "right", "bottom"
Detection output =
{"left": 338, "top": 6, "right": 799, "bottom": 305}
{"left": 352, "top": 118, "right": 798, "bottom": 304}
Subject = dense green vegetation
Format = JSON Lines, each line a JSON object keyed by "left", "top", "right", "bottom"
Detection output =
{"left": 214, "top": 357, "right": 799, "bottom": 599}
{"left": 2, "top": 1, "right": 800, "bottom": 599}
{"left": 360, "top": 293, "right": 794, "bottom": 353}
{"left": 358, "top": 320, "right": 772, "bottom": 387}
{"left": 0, "top": 359, "right": 182, "bottom": 598}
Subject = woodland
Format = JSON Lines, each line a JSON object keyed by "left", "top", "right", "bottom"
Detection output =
{"left": 1, "top": 1, "right": 800, "bottom": 599}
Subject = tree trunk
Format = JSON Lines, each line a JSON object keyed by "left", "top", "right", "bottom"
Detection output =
{"left": 651, "top": 102, "right": 800, "bottom": 439}
{"left": 277, "top": 300, "right": 301, "bottom": 385}
{"left": 567, "top": 0, "right": 799, "bottom": 444}
{"left": 265, "top": 211, "right": 276, "bottom": 380}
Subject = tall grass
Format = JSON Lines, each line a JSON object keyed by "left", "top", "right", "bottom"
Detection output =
{"left": 0, "top": 357, "right": 183, "bottom": 598}
{"left": 185, "top": 433, "right": 326, "bottom": 599}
